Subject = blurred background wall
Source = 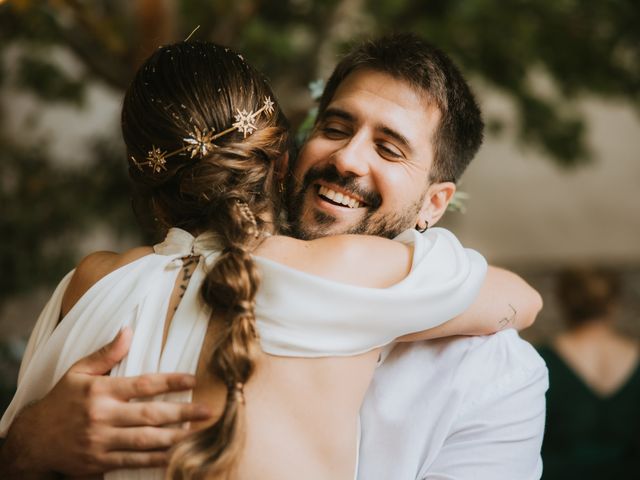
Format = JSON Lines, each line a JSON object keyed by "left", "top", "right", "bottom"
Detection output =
{"left": 1, "top": 0, "right": 639, "bottom": 411}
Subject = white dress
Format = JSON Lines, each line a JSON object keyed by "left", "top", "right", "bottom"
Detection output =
{"left": 0, "top": 227, "right": 486, "bottom": 479}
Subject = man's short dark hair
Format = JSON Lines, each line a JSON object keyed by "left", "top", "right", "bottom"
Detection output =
{"left": 318, "top": 33, "right": 484, "bottom": 183}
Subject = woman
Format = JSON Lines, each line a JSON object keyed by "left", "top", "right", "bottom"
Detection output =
{"left": 538, "top": 267, "right": 640, "bottom": 479}
{"left": 1, "top": 42, "right": 539, "bottom": 479}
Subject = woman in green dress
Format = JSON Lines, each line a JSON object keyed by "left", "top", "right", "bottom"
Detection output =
{"left": 538, "top": 267, "right": 640, "bottom": 479}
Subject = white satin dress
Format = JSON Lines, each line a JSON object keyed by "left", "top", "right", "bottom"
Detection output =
{"left": 1, "top": 227, "right": 486, "bottom": 479}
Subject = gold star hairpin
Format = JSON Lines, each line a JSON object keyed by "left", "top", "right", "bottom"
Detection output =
{"left": 131, "top": 96, "right": 276, "bottom": 174}
{"left": 131, "top": 146, "right": 168, "bottom": 173}
{"left": 233, "top": 109, "right": 257, "bottom": 137}
{"left": 232, "top": 97, "right": 277, "bottom": 138}
{"left": 262, "top": 97, "right": 275, "bottom": 116}
{"left": 183, "top": 126, "right": 216, "bottom": 158}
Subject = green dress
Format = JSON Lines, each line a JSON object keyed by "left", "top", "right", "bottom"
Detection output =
{"left": 538, "top": 346, "right": 640, "bottom": 479}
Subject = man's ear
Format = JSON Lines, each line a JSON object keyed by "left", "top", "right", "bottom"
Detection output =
{"left": 417, "top": 181, "right": 456, "bottom": 228}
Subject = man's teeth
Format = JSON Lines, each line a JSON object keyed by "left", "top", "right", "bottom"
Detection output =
{"left": 318, "top": 185, "right": 363, "bottom": 208}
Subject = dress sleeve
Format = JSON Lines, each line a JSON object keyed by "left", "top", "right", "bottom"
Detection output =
{"left": 385, "top": 227, "right": 488, "bottom": 335}
{"left": 256, "top": 227, "right": 488, "bottom": 357}
{"left": 393, "top": 228, "right": 487, "bottom": 293}
{"left": 0, "top": 270, "right": 74, "bottom": 436}
{"left": 17, "top": 270, "right": 74, "bottom": 383}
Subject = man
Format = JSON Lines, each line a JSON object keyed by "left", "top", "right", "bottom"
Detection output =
{"left": 287, "top": 33, "right": 547, "bottom": 479}
{"left": 1, "top": 33, "right": 547, "bottom": 478}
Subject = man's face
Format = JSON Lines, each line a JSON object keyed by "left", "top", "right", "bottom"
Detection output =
{"left": 287, "top": 69, "right": 442, "bottom": 239}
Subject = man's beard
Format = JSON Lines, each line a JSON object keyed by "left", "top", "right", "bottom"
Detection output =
{"left": 286, "top": 164, "right": 423, "bottom": 240}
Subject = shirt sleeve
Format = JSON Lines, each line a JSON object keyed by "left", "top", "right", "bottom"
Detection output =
{"left": 419, "top": 334, "right": 549, "bottom": 480}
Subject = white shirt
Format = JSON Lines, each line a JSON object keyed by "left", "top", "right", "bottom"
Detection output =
{"left": 358, "top": 330, "right": 548, "bottom": 480}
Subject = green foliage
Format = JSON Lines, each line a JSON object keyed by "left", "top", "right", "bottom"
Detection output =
{"left": 17, "top": 55, "right": 86, "bottom": 105}
{"left": 365, "top": 0, "right": 640, "bottom": 166}
{"left": 0, "top": 136, "right": 138, "bottom": 306}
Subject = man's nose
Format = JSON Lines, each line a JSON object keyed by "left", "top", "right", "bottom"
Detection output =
{"left": 329, "top": 135, "right": 370, "bottom": 177}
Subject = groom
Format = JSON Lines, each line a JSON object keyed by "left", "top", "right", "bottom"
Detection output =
{"left": 1, "top": 34, "right": 547, "bottom": 478}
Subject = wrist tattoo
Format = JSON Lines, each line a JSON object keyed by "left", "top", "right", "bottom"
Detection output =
{"left": 498, "top": 304, "right": 517, "bottom": 330}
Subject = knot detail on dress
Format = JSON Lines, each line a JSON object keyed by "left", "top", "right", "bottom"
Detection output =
{"left": 154, "top": 228, "right": 223, "bottom": 259}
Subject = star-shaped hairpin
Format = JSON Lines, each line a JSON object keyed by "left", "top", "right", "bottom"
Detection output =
{"left": 232, "top": 97, "right": 276, "bottom": 138}
{"left": 262, "top": 96, "right": 275, "bottom": 116}
{"left": 147, "top": 147, "right": 168, "bottom": 173}
{"left": 131, "top": 96, "right": 277, "bottom": 174}
{"left": 131, "top": 147, "right": 168, "bottom": 173}
{"left": 233, "top": 109, "right": 258, "bottom": 138}
{"left": 183, "top": 127, "right": 216, "bottom": 158}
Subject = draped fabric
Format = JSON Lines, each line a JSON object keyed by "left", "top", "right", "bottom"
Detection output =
{"left": 1, "top": 227, "right": 486, "bottom": 479}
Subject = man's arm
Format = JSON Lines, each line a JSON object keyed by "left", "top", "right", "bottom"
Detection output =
{"left": 0, "top": 329, "right": 212, "bottom": 478}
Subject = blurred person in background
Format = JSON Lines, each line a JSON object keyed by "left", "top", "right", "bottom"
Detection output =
{"left": 538, "top": 267, "right": 640, "bottom": 479}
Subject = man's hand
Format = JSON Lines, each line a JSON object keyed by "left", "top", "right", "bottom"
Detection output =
{"left": 0, "top": 328, "right": 212, "bottom": 478}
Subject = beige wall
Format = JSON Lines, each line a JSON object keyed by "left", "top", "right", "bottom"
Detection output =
{"left": 442, "top": 92, "right": 640, "bottom": 267}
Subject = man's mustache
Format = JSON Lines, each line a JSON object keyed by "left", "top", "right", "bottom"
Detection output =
{"left": 301, "top": 165, "right": 382, "bottom": 209}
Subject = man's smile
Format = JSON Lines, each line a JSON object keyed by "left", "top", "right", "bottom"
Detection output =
{"left": 316, "top": 182, "right": 366, "bottom": 209}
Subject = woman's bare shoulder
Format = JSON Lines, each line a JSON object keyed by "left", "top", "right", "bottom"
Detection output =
{"left": 61, "top": 246, "right": 154, "bottom": 317}
{"left": 256, "top": 234, "right": 412, "bottom": 288}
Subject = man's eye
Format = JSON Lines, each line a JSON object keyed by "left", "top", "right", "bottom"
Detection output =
{"left": 322, "top": 126, "right": 348, "bottom": 139}
{"left": 377, "top": 143, "right": 403, "bottom": 159}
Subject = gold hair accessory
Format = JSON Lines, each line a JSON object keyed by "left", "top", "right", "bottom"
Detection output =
{"left": 131, "top": 147, "right": 168, "bottom": 173}
{"left": 184, "top": 126, "right": 216, "bottom": 158}
{"left": 131, "top": 96, "right": 276, "bottom": 173}
{"left": 233, "top": 97, "right": 275, "bottom": 138}
{"left": 236, "top": 200, "right": 259, "bottom": 238}
{"left": 233, "top": 382, "right": 245, "bottom": 404}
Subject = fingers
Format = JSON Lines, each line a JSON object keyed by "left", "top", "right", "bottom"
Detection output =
{"left": 99, "top": 450, "right": 170, "bottom": 470}
{"left": 111, "top": 401, "right": 212, "bottom": 427}
{"left": 105, "top": 426, "right": 191, "bottom": 451}
{"left": 110, "top": 373, "right": 197, "bottom": 400}
{"left": 71, "top": 327, "right": 133, "bottom": 375}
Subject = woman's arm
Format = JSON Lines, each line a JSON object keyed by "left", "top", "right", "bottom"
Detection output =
{"left": 397, "top": 266, "right": 543, "bottom": 342}
{"left": 61, "top": 247, "right": 152, "bottom": 318}
{"left": 258, "top": 234, "right": 413, "bottom": 288}
{"left": 259, "top": 234, "right": 541, "bottom": 341}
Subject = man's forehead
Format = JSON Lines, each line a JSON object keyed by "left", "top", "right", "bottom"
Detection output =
{"left": 325, "top": 68, "right": 441, "bottom": 148}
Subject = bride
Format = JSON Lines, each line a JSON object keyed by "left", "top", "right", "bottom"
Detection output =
{"left": 1, "top": 41, "right": 539, "bottom": 480}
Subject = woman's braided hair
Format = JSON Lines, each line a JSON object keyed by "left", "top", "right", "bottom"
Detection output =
{"left": 121, "top": 41, "right": 290, "bottom": 478}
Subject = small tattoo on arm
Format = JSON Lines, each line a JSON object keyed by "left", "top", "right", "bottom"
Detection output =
{"left": 498, "top": 304, "right": 517, "bottom": 330}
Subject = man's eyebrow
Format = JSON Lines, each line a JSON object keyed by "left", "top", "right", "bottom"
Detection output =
{"left": 320, "top": 107, "right": 414, "bottom": 155}
{"left": 319, "top": 107, "right": 355, "bottom": 122}
{"left": 377, "top": 124, "right": 413, "bottom": 155}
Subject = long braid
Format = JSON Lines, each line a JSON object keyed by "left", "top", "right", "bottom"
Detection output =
{"left": 120, "top": 41, "right": 290, "bottom": 479}
{"left": 168, "top": 199, "right": 262, "bottom": 479}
